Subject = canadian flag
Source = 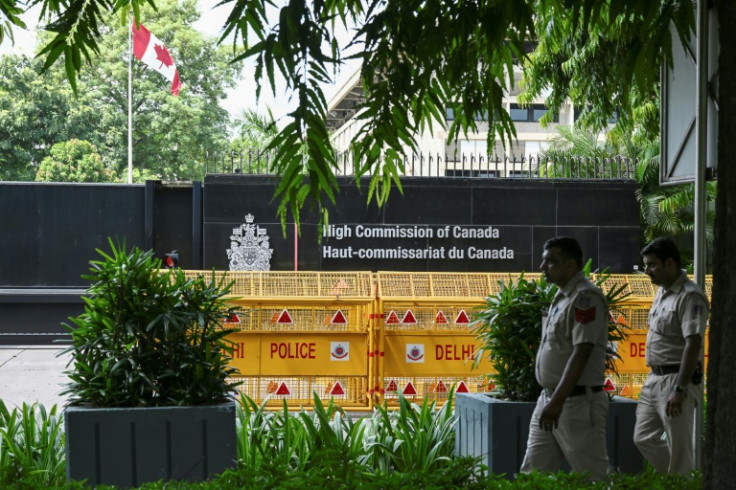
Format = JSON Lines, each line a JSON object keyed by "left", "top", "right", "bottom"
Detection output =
{"left": 131, "top": 22, "right": 181, "bottom": 95}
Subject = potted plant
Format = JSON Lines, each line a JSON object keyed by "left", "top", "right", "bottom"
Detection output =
{"left": 456, "top": 263, "right": 643, "bottom": 477}
{"left": 62, "top": 239, "right": 241, "bottom": 487}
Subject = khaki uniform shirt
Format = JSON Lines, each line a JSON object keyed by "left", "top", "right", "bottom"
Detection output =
{"left": 645, "top": 271, "right": 709, "bottom": 366}
{"left": 535, "top": 271, "right": 609, "bottom": 389}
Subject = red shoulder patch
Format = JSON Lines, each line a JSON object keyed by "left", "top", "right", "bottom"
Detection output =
{"left": 575, "top": 306, "right": 596, "bottom": 324}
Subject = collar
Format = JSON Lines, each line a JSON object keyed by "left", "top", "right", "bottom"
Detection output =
{"left": 558, "top": 270, "right": 585, "bottom": 298}
{"left": 663, "top": 270, "right": 688, "bottom": 294}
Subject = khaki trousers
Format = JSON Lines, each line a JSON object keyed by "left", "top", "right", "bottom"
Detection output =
{"left": 520, "top": 390, "right": 611, "bottom": 480}
{"left": 633, "top": 373, "right": 699, "bottom": 474}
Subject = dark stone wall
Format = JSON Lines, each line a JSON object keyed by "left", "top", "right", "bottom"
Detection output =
{"left": 0, "top": 177, "right": 640, "bottom": 343}
{"left": 0, "top": 181, "right": 189, "bottom": 343}
{"left": 0, "top": 183, "right": 146, "bottom": 288}
{"left": 0, "top": 177, "right": 640, "bottom": 282}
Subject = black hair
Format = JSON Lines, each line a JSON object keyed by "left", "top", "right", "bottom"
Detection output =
{"left": 641, "top": 237, "right": 682, "bottom": 269}
{"left": 543, "top": 236, "right": 583, "bottom": 269}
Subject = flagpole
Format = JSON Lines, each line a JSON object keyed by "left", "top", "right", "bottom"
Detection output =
{"left": 128, "top": 14, "right": 133, "bottom": 184}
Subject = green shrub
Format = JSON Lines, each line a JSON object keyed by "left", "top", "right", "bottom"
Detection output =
{"left": 35, "top": 139, "right": 116, "bottom": 183}
{"left": 0, "top": 395, "right": 704, "bottom": 489}
{"left": 364, "top": 391, "right": 456, "bottom": 472}
{"left": 0, "top": 401, "right": 66, "bottom": 488}
{"left": 62, "top": 239, "right": 240, "bottom": 407}
{"left": 132, "top": 463, "right": 702, "bottom": 489}
{"left": 471, "top": 273, "right": 556, "bottom": 401}
{"left": 235, "top": 393, "right": 366, "bottom": 477}
{"left": 234, "top": 391, "right": 458, "bottom": 478}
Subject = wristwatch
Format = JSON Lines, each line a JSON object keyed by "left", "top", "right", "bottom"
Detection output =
{"left": 674, "top": 385, "right": 686, "bottom": 393}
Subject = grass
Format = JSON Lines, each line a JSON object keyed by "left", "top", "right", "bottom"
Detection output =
{"left": 0, "top": 399, "right": 66, "bottom": 488}
{"left": 0, "top": 393, "right": 703, "bottom": 489}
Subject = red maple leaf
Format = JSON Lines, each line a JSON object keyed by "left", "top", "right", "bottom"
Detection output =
{"left": 153, "top": 43, "right": 174, "bottom": 70}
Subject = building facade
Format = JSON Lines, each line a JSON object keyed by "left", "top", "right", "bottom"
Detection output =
{"left": 326, "top": 67, "right": 583, "bottom": 178}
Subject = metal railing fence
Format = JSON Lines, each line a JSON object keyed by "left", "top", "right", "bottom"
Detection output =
{"left": 204, "top": 149, "right": 637, "bottom": 180}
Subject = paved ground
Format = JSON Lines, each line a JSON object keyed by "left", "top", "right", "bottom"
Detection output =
{"left": 0, "top": 348, "right": 375, "bottom": 417}
{"left": 0, "top": 347, "right": 383, "bottom": 420}
{"left": 0, "top": 346, "right": 72, "bottom": 410}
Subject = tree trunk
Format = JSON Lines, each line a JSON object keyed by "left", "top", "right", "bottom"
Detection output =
{"left": 704, "top": 2, "right": 736, "bottom": 488}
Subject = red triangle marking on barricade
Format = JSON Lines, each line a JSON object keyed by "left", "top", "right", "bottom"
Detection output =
{"left": 225, "top": 313, "right": 240, "bottom": 324}
{"left": 275, "top": 382, "right": 291, "bottom": 395}
{"left": 385, "top": 311, "right": 401, "bottom": 324}
{"left": 435, "top": 311, "right": 449, "bottom": 324}
{"left": 485, "top": 382, "right": 496, "bottom": 392}
{"left": 331, "top": 279, "right": 349, "bottom": 295}
{"left": 436, "top": 380, "right": 448, "bottom": 393}
{"left": 603, "top": 378, "right": 616, "bottom": 392}
{"left": 455, "top": 310, "right": 471, "bottom": 324}
{"left": 330, "top": 381, "right": 346, "bottom": 396}
{"left": 402, "top": 382, "right": 417, "bottom": 395}
{"left": 456, "top": 381, "right": 470, "bottom": 393}
{"left": 402, "top": 310, "right": 418, "bottom": 324}
{"left": 386, "top": 379, "right": 398, "bottom": 392}
{"left": 331, "top": 310, "right": 348, "bottom": 324}
{"left": 276, "top": 309, "right": 293, "bottom": 324}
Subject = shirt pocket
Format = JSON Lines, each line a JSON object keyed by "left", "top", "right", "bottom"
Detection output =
{"left": 650, "top": 303, "right": 677, "bottom": 335}
{"left": 544, "top": 309, "right": 564, "bottom": 345}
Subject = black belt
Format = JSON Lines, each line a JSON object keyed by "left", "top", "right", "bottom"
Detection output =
{"left": 545, "top": 385, "right": 604, "bottom": 397}
{"left": 569, "top": 385, "right": 604, "bottom": 397}
{"left": 651, "top": 364, "right": 680, "bottom": 376}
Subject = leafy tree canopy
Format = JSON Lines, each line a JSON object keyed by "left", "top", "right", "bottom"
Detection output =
{"left": 0, "top": 0, "right": 694, "bottom": 216}
{"left": 0, "top": 53, "right": 82, "bottom": 180}
{"left": 36, "top": 139, "right": 116, "bottom": 182}
{"left": 0, "top": 0, "right": 243, "bottom": 182}
{"left": 223, "top": 108, "right": 280, "bottom": 173}
{"left": 232, "top": 108, "right": 278, "bottom": 150}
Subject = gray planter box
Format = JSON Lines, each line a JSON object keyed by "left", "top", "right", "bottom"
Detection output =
{"left": 455, "top": 393, "right": 643, "bottom": 478}
{"left": 605, "top": 396, "right": 644, "bottom": 473}
{"left": 455, "top": 394, "right": 536, "bottom": 478}
{"left": 65, "top": 402, "right": 237, "bottom": 487}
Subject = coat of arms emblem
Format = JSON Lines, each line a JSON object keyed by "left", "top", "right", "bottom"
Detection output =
{"left": 227, "top": 214, "right": 273, "bottom": 271}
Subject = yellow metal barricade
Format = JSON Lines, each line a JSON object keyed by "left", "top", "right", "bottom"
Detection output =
{"left": 179, "top": 270, "right": 712, "bottom": 406}
{"left": 375, "top": 272, "right": 510, "bottom": 406}
{"left": 376, "top": 272, "right": 713, "bottom": 404}
{"left": 184, "top": 271, "right": 375, "bottom": 410}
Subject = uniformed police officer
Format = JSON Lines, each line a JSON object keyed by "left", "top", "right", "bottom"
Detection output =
{"left": 520, "top": 237, "right": 611, "bottom": 479}
{"left": 633, "top": 237, "right": 708, "bottom": 474}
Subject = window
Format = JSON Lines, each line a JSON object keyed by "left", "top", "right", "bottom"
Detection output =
{"left": 510, "top": 103, "right": 558, "bottom": 122}
{"left": 510, "top": 105, "right": 529, "bottom": 121}
{"left": 445, "top": 108, "right": 493, "bottom": 122}
{"left": 532, "top": 106, "right": 548, "bottom": 121}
